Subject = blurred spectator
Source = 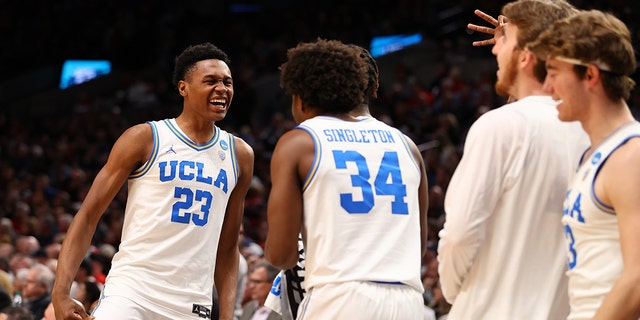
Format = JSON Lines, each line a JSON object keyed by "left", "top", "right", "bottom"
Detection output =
{"left": 0, "top": 306, "right": 34, "bottom": 320}
{"left": 69, "top": 258, "right": 94, "bottom": 299}
{"left": 0, "top": 271, "right": 13, "bottom": 298}
{"left": 0, "top": 286, "right": 11, "bottom": 311}
{"left": 14, "top": 238, "right": 38, "bottom": 257}
{"left": 71, "top": 280, "right": 101, "bottom": 314}
{"left": 21, "top": 264, "right": 54, "bottom": 320}
{"left": 240, "top": 260, "right": 280, "bottom": 320}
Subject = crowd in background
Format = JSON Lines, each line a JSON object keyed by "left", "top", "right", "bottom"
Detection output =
{"left": 0, "top": 0, "right": 638, "bottom": 319}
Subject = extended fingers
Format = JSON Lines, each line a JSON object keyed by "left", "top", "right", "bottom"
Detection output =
{"left": 472, "top": 38, "right": 496, "bottom": 47}
{"left": 467, "top": 23, "right": 496, "bottom": 35}
{"left": 474, "top": 9, "right": 499, "bottom": 27}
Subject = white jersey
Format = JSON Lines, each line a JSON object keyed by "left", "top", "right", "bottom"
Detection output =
{"left": 563, "top": 121, "right": 640, "bottom": 320}
{"left": 103, "top": 118, "right": 238, "bottom": 318}
{"left": 438, "top": 96, "right": 589, "bottom": 320}
{"left": 297, "top": 116, "right": 423, "bottom": 293}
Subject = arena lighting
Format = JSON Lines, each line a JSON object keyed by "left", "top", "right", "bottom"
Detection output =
{"left": 59, "top": 59, "right": 112, "bottom": 89}
{"left": 370, "top": 33, "right": 423, "bottom": 58}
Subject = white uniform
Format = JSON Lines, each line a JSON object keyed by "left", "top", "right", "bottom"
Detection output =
{"left": 93, "top": 118, "right": 238, "bottom": 320}
{"left": 295, "top": 116, "right": 424, "bottom": 319}
{"left": 438, "top": 96, "right": 588, "bottom": 320}
{"left": 563, "top": 121, "right": 640, "bottom": 320}
{"left": 263, "top": 236, "right": 305, "bottom": 320}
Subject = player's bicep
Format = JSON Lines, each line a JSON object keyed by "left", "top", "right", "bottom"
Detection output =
{"left": 606, "top": 140, "right": 640, "bottom": 266}
{"left": 265, "top": 130, "right": 309, "bottom": 269}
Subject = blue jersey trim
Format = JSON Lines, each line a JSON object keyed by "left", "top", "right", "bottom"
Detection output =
{"left": 297, "top": 287, "right": 313, "bottom": 320}
{"left": 590, "top": 134, "right": 640, "bottom": 215}
{"left": 164, "top": 119, "right": 219, "bottom": 151}
{"left": 130, "top": 121, "right": 159, "bottom": 179}
{"left": 298, "top": 126, "right": 321, "bottom": 193}
{"left": 228, "top": 132, "right": 239, "bottom": 183}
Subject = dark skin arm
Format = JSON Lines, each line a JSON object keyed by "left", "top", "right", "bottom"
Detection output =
{"left": 408, "top": 139, "right": 430, "bottom": 257}
{"left": 264, "top": 129, "right": 313, "bottom": 269}
{"left": 52, "top": 124, "right": 152, "bottom": 320}
{"left": 214, "top": 137, "right": 254, "bottom": 320}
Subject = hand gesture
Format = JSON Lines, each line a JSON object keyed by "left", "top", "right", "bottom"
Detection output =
{"left": 467, "top": 9, "right": 500, "bottom": 47}
{"left": 53, "top": 294, "right": 94, "bottom": 320}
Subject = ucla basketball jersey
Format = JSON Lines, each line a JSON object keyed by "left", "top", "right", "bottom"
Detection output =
{"left": 104, "top": 118, "right": 238, "bottom": 316}
{"left": 562, "top": 121, "right": 640, "bottom": 319}
{"left": 298, "top": 116, "right": 423, "bottom": 293}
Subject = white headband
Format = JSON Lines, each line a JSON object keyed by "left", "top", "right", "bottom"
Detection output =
{"left": 554, "top": 56, "right": 613, "bottom": 73}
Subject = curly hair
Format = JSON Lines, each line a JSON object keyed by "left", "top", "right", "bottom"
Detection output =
{"left": 349, "top": 44, "right": 380, "bottom": 101}
{"left": 502, "top": 0, "right": 577, "bottom": 83}
{"left": 280, "top": 38, "right": 368, "bottom": 114}
{"left": 528, "top": 10, "right": 636, "bottom": 101}
{"left": 172, "top": 43, "right": 231, "bottom": 90}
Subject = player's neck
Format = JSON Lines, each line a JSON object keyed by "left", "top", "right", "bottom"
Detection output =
{"left": 583, "top": 99, "right": 634, "bottom": 148}
{"left": 510, "top": 76, "right": 547, "bottom": 100}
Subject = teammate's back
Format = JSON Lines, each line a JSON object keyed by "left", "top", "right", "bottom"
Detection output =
{"left": 299, "top": 116, "right": 423, "bottom": 292}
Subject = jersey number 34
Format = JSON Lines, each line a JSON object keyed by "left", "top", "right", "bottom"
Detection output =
{"left": 333, "top": 150, "right": 409, "bottom": 215}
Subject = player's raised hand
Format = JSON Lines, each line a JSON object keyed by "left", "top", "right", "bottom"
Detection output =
{"left": 467, "top": 9, "right": 500, "bottom": 47}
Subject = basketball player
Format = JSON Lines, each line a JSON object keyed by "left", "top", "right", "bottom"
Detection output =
{"left": 528, "top": 10, "right": 640, "bottom": 319}
{"left": 264, "top": 38, "right": 428, "bottom": 319}
{"left": 436, "top": 1, "right": 588, "bottom": 319}
{"left": 52, "top": 43, "right": 255, "bottom": 320}
{"left": 466, "top": 0, "right": 579, "bottom": 47}
{"left": 262, "top": 44, "right": 383, "bottom": 319}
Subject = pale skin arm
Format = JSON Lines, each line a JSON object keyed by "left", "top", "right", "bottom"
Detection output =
{"left": 215, "top": 137, "right": 254, "bottom": 320}
{"left": 467, "top": 9, "right": 499, "bottom": 47}
{"left": 593, "top": 139, "right": 640, "bottom": 319}
{"left": 264, "top": 129, "right": 314, "bottom": 269}
{"left": 52, "top": 124, "right": 153, "bottom": 320}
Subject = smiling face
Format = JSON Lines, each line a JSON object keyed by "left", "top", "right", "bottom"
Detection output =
{"left": 179, "top": 59, "right": 233, "bottom": 122}
{"left": 543, "top": 58, "right": 588, "bottom": 122}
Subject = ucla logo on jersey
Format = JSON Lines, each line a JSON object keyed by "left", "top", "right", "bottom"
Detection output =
{"left": 219, "top": 139, "right": 229, "bottom": 151}
{"left": 591, "top": 152, "right": 602, "bottom": 165}
{"left": 158, "top": 160, "right": 229, "bottom": 193}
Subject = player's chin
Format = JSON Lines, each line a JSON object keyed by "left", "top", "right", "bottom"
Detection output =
{"left": 212, "top": 111, "right": 228, "bottom": 122}
{"left": 209, "top": 106, "right": 228, "bottom": 117}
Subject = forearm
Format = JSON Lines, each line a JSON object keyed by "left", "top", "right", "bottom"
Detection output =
{"left": 215, "top": 248, "right": 239, "bottom": 320}
{"left": 53, "top": 214, "right": 97, "bottom": 296}
{"left": 593, "top": 275, "right": 640, "bottom": 319}
{"left": 436, "top": 227, "right": 480, "bottom": 303}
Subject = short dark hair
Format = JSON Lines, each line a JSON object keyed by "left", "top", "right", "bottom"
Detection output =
{"left": 172, "top": 43, "right": 231, "bottom": 90}
{"left": 280, "top": 38, "right": 368, "bottom": 114}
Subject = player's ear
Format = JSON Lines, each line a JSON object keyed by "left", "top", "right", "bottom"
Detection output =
{"left": 178, "top": 80, "right": 188, "bottom": 97}
{"left": 585, "top": 65, "right": 599, "bottom": 83}
{"left": 521, "top": 50, "right": 535, "bottom": 68}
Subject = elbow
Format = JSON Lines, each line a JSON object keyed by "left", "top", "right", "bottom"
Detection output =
{"left": 264, "top": 245, "right": 297, "bottom": 270}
